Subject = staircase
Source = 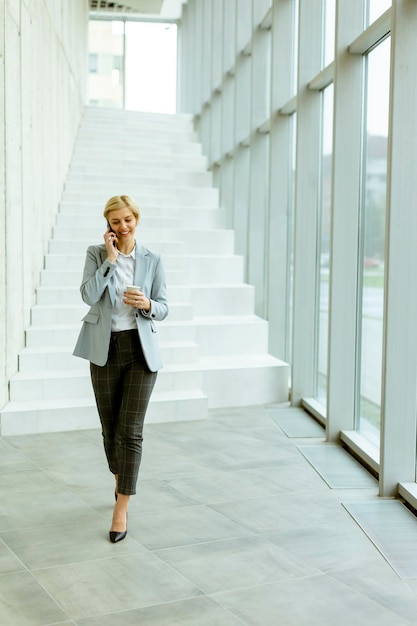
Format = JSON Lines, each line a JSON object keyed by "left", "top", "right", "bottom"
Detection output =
{"left": 0, "top": 107, "right": 289, "bottom": 436}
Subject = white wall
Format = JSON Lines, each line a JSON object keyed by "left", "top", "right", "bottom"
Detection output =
{"left": 0, "top": 0, "right": 88, "bottom": 410}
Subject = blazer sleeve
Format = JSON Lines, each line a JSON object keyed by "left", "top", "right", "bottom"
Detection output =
{"left": 80, "top": 246, "right": 116, "bottom": 306}
{"left": 140, "top": 253, "right": 168, "bottom": 322}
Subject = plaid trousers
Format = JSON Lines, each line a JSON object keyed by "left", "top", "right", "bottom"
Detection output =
{"left": 90, "top": 329, "right": 157, "bottom": 495}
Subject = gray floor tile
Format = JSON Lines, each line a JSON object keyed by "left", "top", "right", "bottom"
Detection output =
{"left": 210, "top": 491, "right": 346, "bottom": 534}
{"left": 129, "top": 478, "right": 199, "bottom": 511}
{"left": 75, "top": 596, "right": 245, "bottom": 626}
{"left": 330, "top": 560, "right": 417, "bottom": 623}
{"left": 0, "top": 571, "right": 68, "bottom": 625}
{"left": 127, "top": 504, "right": 253, "bottom": 550}
{"left": 264, "top": 520, "right": 383, "bottom": 574}
{"left": 0, "top": 517, "right": 146, "bottom": 569}
{"left": 298, "top": 444, "right": 378, "bottom": 488}
{"left": 139, "top": 445, "right": 209, "bottom": 480}
{"left": 212, "top": 574, "right": 410, "bottom": 626}
{"left": 164, "top": 467, "right": 289, "bottom": 506}
{"left": 343, "top": 499, "right": 417, "bottom": 578}
{"left": 5, "top": 430, "right": 103, "bottom": 466}
{"left": 0, "top": 438, "right": 36, "bottom": 473}
{"left": 155, "top": 535, "right": 319, "bottom": 594}
{"left": 32, "top": 552, "right": 201, "bottom": 620}
{"left": 248, "top": 459, "right": 331, "bottom": 494}
{"left": 185, "top": 439, "right": 297, "bottom": 473}
{"left": 0, "top": 539, "right": 26, "bottom": 575}
{"left": 0, "top": 470, "right": 98, "bottom": 532}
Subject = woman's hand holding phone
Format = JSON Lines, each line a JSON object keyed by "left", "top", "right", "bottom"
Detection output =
{"left": 104, "top": 223, "right": 118, "bottom": 263}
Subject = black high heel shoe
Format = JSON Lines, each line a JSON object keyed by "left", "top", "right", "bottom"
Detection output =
{"left": 109, "top": 513, "right": 127, "bottom": 544}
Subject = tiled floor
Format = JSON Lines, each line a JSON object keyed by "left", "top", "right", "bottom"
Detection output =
{"left": 2, "top": 405, "right": 417, "bottom": 625}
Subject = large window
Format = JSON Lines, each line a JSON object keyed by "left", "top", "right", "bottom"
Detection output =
{"left": 180, "top": 0, "right": 417, "bottom": 501}
{"left": 88, "top": 21, "right": 125, "bottom": 108}
{"left": 88, "top": 20, "right": 177, "bottom": 113}
{"left": 356, "top": 37, "right": 391, "bottom": 442}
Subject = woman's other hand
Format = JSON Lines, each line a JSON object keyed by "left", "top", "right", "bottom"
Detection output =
{"left": 123, "top": 288, "right": 151, "bottom": 312}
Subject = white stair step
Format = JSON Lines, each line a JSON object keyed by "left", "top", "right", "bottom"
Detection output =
{"left": 39, "top": 267, "right": 184, "bottom": 288}
{"left": 0, "top": 390, "right": 208, "bottom": 436}
{"left": 189, "top": 285, "right": 254, "bottom": 316}
{"left": 180, "top": 207, "right": 227, "bottom": 229}
{"left": 25, "top": 320, "right": 197, "bottom": 348}
{"left": 44, "top": 253, "right": 186, "bottom": 272}
{"left": 69, "top": 154, "right": 208, "bottom": 172}
{"left": 52, "top": 226, "right": 185, "bottom": 242}
{"left": 18, "top": 341, "right": 200, "bottom": 372}
{"left": 62, "top": 182, "right": 183, "bottom": 196}
{"left": 194, "top": 315, "right": 270, "bottom": 356}
{"left": 184, "top": 256, "right": 243, "bottom": 283}
{"left": 60, "top": 187, "right": 218, "bottom": 208}
{"left": 64, "top": 171, "right": 213, "bottom": 189}
{"left": 9, "top": 364, "right": 204, "bottom": 401}
{"left": 58, "top": 201, "right": 181, "bottom": 216}
{"left": 75, "top": 129, "right": 197, "bottom": 141}
{"left": 31, "top": 300, "right": 192, "bottom": 323}
{"left": 48, "top": 239, "right": 184, "bottom": 255}
{"left": 72, "top": 141, "right": 202, "bottom": 157}
{"left": 18, "top": 347, "right": 90, "bottom": 372}
{"left": 181, "top": 230, "right": 234, "bottom": 254}
{"left": 55, "top": 214, "right": 182, "bottom": 229}
{"left": 201, "top": 355, "right": 289, "bottom": 408}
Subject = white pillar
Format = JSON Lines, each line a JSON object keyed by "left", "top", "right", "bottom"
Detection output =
{"left": 379, "top": 0, "right": 417, "bottom": 495}
{"left": 326, "top": 0, "right": 364, "bottom": 440}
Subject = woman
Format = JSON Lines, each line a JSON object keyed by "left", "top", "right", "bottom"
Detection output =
{"left": 73, "top": 195, "right": 168, "bottom": 543}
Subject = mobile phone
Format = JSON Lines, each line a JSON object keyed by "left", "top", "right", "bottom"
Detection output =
{"left": 107, "top": 221, "right": 116, "bottom": 246}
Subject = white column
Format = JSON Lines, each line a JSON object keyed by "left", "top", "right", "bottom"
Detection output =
{"left": 290, "top": 0, "right": 322, "bottom": 404}
{"left": 379, "top": 0, "right": 417, "bottom": 495}
{"left": 326, "top": 0, "right": 364, "bottom": 440}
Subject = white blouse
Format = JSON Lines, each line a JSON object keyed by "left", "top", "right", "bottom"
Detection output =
{"left": 111, "top": 247, "right": 137, "bottom": 332}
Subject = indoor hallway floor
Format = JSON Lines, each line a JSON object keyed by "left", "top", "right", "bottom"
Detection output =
{"left": 2, "top": 405, "right": 417, "bottom": 625}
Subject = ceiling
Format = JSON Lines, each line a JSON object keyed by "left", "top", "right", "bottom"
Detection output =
{"left": 89, "top": 0, "right": 185, "bottom": 19}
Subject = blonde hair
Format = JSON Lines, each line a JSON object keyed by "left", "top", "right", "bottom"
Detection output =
{"left": 103, "top": 195, "right": 140, "bottom": 222}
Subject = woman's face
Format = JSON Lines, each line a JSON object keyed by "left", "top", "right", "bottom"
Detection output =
{"left": 107, "top": 207, "right": 138, "bottom": 248}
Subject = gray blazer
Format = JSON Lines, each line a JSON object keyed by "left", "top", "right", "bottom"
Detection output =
{"left": 73, "top": 243, "right": 168, "bottom": 371}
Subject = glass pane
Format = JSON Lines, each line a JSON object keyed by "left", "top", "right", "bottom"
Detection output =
{"left": 125, "top": 22, "right": 177, "bottom": 114}
{"left": 287, "top": 113, "right": 297, "bottom": 366}
{"left": 356, "top": 37, "right": 390, "bottom": 443}
{"left": 323, "top": 0, "right": 336, "bottom": 67}
{"left": 367, "top": 0, "right": 392, "bottom": 26}
{"left": 88, "top": 20, "right": 125, "bottom": 108}
{"left": 315, "top": 84, "right": 333, "bottom": 404}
